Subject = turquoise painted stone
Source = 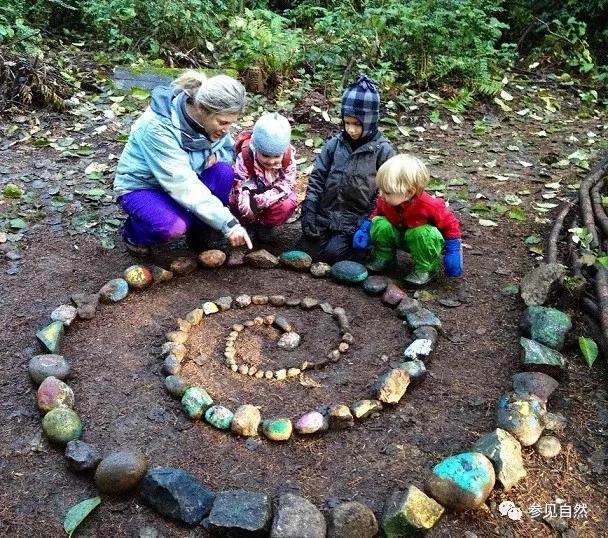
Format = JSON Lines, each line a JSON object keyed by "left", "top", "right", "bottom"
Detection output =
{"left": 37, "top": 376, "right": 74, "bottom": 413}
{"left": 99, "top": 278, "right": 129, "bottom": 303}
{"left": 262, "top": 418, "right": 292, "bottom": 441}
{"left": 205, "top": 405, "right": 234, "bottom": 430}
{"left": 181, "top": 387, "right": 214, "bottom": 420}
{"left": 522, "top": 306, "right": 571, "bottom": 350}
{"left": 331, "top": 261, "right": 368, "bottom": 284}
{"left": 404, "top": 308, "right": 441, "bottom": 330}
{"left": 42, "top": 407, "right": 83, "bottom": 445}
{"left": 124, "top": 264, "right": 153, "bottom": 291}
{"left": 36, "top": 320, "right": 64, "bottom": 353}
{"left": 279, "top": 250, "right": 312, "bottom": 270}
{"left": 473, "top": 429, "right": 526, "bottom": 491}
{"left": 425, "top": 452, "right": 495, "bottom": 511}
{"left": 382, "top": 485, "right": 444, "bottom": 536}
{"left": 496, "top": 392, "right": 546, "bottom": 446}
{"left": 520, "top": 337, "right": 566, "bottom": 379}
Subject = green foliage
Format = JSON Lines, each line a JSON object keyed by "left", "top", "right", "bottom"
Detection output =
{"left": 441, "top": 89, "right": 475, "bottom": 112}
{"left": 578, "top": 336, "right": 599, "bottom": 368}
{"left": 63, "top": 496, "right": 102, "bottom": 537}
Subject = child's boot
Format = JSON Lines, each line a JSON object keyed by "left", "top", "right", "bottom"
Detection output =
{"left": 403, "top": 269, "right": 437, "bottom": 287}
{"left": 366, "top": 257, "right": 391, "bottom": 273}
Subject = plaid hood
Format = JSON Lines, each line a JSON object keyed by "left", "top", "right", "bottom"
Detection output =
{"left": 341, "top": 75, "right": 380, "bottom": 137}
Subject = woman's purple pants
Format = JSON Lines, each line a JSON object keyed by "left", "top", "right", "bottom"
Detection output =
{"left": 118, "top": 162, "right": 235, "bottom": 247}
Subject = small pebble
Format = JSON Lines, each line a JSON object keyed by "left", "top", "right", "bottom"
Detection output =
{"left": 285, "top": 298, "right": 301, "bottom": 307}
{"left": 275, "top": 369, "right": 287, "bottom": 381}
{"left": 338, "top": 342, "right": 349, "bottom": 353}
{"left": 342, "top": 333, "right": 354, "bottom": 344}
{"left": 170, "top": 257, "right": 198, "bottom": 275}
{"left": 265, "top": 370, "right": 274, "bottom": 379}
{"left": 310, "top": 262, "right": 332, "bottom": 278}
{"left": 254, "top": 316, "right": 264, "bottom": 325}
{"left": 287, "top": 368, "right": 301, "bottom": 377}
{"left": 254, "top": 370, "right": 264, "bottom": 379}
{"left": 264, "top": 315, "right": 275, "bottom": 325}
{"left": 238, "top": 365, "right": 249, "bottom": 375}
{"left": 202, "top": 301, "right": 219, "bottom": 315}
{"left": 230, "top": 364, "right": 238, "bottom": 372}
{"left": 233, "top": 324, "right": 245, "bottom": 332}
{"left": 252, "top": 295, "right": 269, "bottom": 305}
{"left": 235, "top": 294, "right": 252, "bottom": 308}
{"left": 327, "top": 350, "right": 341, "bottom": 362}
{"left": 244, "top": 320, "right": 255, "bottom": 327}
{"left": 269, "top": 295, "right": 286, "bottom": 306}
{"left": 215, "top": 296, "right": 233, "bottom": 311}
{"left": 534, "top": 435, "right": 562, "bottom": 459}
{"left": 50, "top": 304, "right": 78, "bottom": 326}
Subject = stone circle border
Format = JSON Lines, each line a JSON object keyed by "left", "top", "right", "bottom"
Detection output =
{"left": 28, "top": 250, "right": 567, "bottom": 534}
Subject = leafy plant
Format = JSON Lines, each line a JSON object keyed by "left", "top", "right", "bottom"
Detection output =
{"left": 578, "top": 336, "right": 599, "bottom": 367}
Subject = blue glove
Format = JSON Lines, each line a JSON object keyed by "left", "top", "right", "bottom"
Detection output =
{"left": 443, "top": 238, "right": 463, "bottom": 277}
{"left": 353, "top": 219, "right": 372, "bottom": 249}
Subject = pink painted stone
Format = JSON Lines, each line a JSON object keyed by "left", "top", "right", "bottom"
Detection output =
{"left": 37, "top": 376, "right": 74, "bottom": 413}
{"left": 295, "top": 411, "right": 327, "bottom": 434}
{"left": 382, "top": 283, "right": 407, "bottom": 307}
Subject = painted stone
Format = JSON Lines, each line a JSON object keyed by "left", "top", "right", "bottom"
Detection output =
{"left": 245, "top": 249, "right": 279, "bottom": 268}
{"left": 351, "top": 400, "right": 383, "bottom": 419}
{"left": 252, "top": 295, "right": 269, "bottom": 305}
{"left": 205, "top": 405, "right": 234, "bottom": 430}
{"left": 300, "top": 297, "right": 318, "bottom": 310}
{"left": 496, "top": 392, "right": 546, "bottom": 446}
{"left": 279, "top": 250, "right": 313, "bottom": 270}
{"left": 398, "top": 359, "right": 427, "bottom": 386}
{"left": 382, "top": 485, "right": 444, "bottom": 536}
{"left": 534, "top": 435, "right": 562, "bottom": 459}
{"left": 42, "top": 407, "right": 82, "bottom": 445}
{"left": 329, "top": 501, "right": 378, "bottom": 538}
{"left": 269, "top": 295, "right": 287, "bottom": 306}
{"left": 512, "top": 371, "right": 559, "bottom": 403}
{"left": 181, "top": 387, "right": 214, "bottom": 420}
{"left": 99, "top": 278, "right": 129, "bottom": 303}
{"left": 165, "top": 375, "right": 189, "bottom": 398}
{"left": 166, "top": 331, "right": 188, "bottom": 344}
{"left": 472, "top": 429, "right": 526, "bottom": 491}
{"left": 273, "top": 315, "right": 293, "bottom": 333}
{"left": 331, "top": 260, "right": 368, "bottom": 284}
{"left": 37, "top": 376, "right": 74, "bottom": 413}
{"left": 184, "top": 308, "right": 204, "bottom": 325}
{"left": 235, "top": 294, "right": 252, "bottom": 308}
{"left": 231, "top": 405, "right": 261, "bottom": 437}
{"left": 197, "top": 249, "right": 226, "bottom": 268}
{"left": 50, "top": 304, "right": 78, "bottom": 326}
{"left": 140, "top": 467, "right": 215, "bottom": 525}
{"left": 262, "top": 418, "right": 293, "bottom": 441}
{"left": 207, "top": 490, "right": 272, "bottom": 536}
{"left": 328, "top": 404, "right": 354, "bottom": 430}
{"left": 95, "top": 450, "right": 148, "bottom": 494}
{"left": 404, "top": 308, "right": 441, "bottom": 330}
{"left": 363, "top": 275, "right": 390, "bottom": 295}
{"left": 28, "top": 354, "right": 70, "bottom": 385}
{"left": 396, "top": 296, "right": 421, "bottom": 319}
{"left": 36, "top": 320, "right": 64, "bottom": 353}
{"left": 520, "top": 337, "right": 566, "bottom": 379}
{"left": 271, "top": 493, "right": 326, "bottom": 538}
{"left": 277, "top": 332, "right": 301, "bottom": 350}
{"left": 403, "top": 339, "right": 433, "bottom": 361}
{"left": 123, "top": 264, "right": 153, "bottom": 290}
{"left": 215, "top": 296, "right": 233, "bottom": 311}
{"left": 151, "top": 265, "right": 173, "bottom": 283}
{"left": 71, "top": 292, "right": 100, "bottom": 320}
{"left": 520, "top": 263, "right": 566, "bottom": 306}
{"left": 382, "top": 283, "right": 407, "bottom": 307}
{"left": 202, "top": 301, "right": 219, "bottom": 315}
{"left": 521, "top": 306, "right": 572, "bottom": 350}
{"left": 227, "top": 249, "right": 246, "bottom": 267}
{"left": 310, "top": 262, "right": 331, "bottom": 278}
{"left": 295, "top": 411, "right": 327, "bottom": 434}
{"left": 170, "top": 257, "right": 198, "bottom": 275}
{"left": 425, "top": 452, "right": 496, "bottom": 511}
{"left": 374, "top": 369, "right": 410, "bottom": 404}
{"left": 65, "top": 440, "right": 102, "bottom": 471}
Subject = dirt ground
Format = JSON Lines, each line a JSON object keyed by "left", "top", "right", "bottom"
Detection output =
{"left": 0, "top": 80, "right": 607, "bottom": 537}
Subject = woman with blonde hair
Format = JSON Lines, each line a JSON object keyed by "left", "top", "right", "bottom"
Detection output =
{"left": 114, "top": 71, "right": 252, "bottom": 255}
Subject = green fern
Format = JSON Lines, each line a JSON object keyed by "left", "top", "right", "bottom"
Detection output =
{"left": 441, "top": 89, "right": 475, "bottom": 112}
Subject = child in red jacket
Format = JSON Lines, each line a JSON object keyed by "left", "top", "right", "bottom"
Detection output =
{"left": 353, "top": 154, "right": 463, "bottom": 286}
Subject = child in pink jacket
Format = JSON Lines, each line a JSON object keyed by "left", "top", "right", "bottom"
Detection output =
{"left": 229, "top": 112, "right": 297, "bottom": 230}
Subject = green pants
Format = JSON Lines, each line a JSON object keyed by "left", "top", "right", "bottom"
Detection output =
{"left": 369, "top": 217, "right": 444, "bottom": 272}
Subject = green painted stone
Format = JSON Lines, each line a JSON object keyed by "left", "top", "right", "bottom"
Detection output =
{"left": 262, "top": 418, "right": 292, "bottom": 441}
{"left": 36, "top": 321, "right": 64, "bottom": 353}
{"left": 279, "top": 250, "right": 313, "bottom": 270}
{"left": 99, "top": 278, "right": 129, "bottom": 303}
{"left": 124, "top": 264, "right": 153, "bottom": 291}
{"left": 425, "top": 452, "right": 495, "bottom": 511}
{"left": 330, "top": 260, "right": 368, "bottom": 284}
{"left": 382, "top": 485, "right": 444, "bottom": 537}
{"left": 205, "top": 405, "right": 234, "bottom": 430}
{"left": 520, "top": 337, "right": 566, "bottom": 379}
{"left": 522, "top": 306, "right": 572, "bottom": 350}
{"left": 42, "top": 407, "right": 83, "bottom": 445}
{"left": 181, "top": 387, "right": 213, "bottom": 419}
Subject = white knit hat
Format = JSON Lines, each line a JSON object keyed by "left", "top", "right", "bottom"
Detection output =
{"left": 251, "top": 112, "right": 291, "bottom": 156}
